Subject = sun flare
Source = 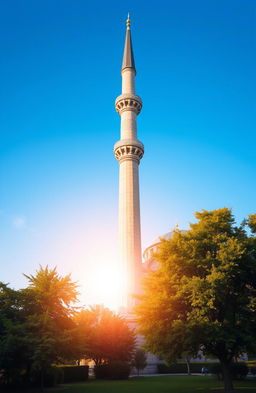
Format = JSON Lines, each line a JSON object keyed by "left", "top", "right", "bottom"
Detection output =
{"left": 82, "top": 259, "right": 125, "bottom": 312}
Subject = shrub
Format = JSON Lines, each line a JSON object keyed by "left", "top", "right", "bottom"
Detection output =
{"left": 94, "top": 361, "right": 131, "bottom": 380}
{"left": 108, "top": 361, "right": 131, "bottom": 379}
{"left": 210, "top": 363, "right": 248, "bottom": 381}
{"left": 232, "top": 363, "right": 248, "bottom": 380}
{"left": 210, "top": 364, "right": 222, "bottom": 380}
{"left": 157, "top": 362, "right": 220, "bottom": 374}
{"left": 0, "top": 367, "right": 26, "bottom": 387}
{"left": 30, "top": 366, "right": 64, "bottom": 388}
{"left": 251, "top": 366, "right": 256, "bottom": 375}
{"left": 157, "top": 363, "right": 186, "bottom": 374}
{"left": 189, "top": 363, "right": 216, "bottom": 373}
{"left": 60, "top": 365, "right": 89, "bottom": 383}
{"left": 94, "top": 364, "right": 109, "bottom": 380}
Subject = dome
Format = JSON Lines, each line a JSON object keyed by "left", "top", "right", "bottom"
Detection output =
{"left": 143, "top": 231, "right": 173, "bottom": 264}
{"left": 143, "top": 229, "right": 186, "bottom": 269}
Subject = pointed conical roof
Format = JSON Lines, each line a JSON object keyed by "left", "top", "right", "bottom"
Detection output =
{"left": 122, "top": 14, "right": 136, "bottom": 73}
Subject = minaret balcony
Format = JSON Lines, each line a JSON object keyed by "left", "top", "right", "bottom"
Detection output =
{"left": 115, "top": 94, "right": 142, "bottom": 115}
{"left": 114, "top": 139, "right": 144, "bottom": 163}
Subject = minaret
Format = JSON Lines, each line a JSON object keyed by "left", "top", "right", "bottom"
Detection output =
{"left": 114, "top": 15, "right": 144, "bottom": 310}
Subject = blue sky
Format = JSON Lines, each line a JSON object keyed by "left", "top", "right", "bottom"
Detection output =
{"left": 0, "top": 0, "right": 255, "bottom": 307}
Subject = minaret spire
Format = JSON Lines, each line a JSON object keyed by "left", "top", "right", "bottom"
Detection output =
{"left": 114, "top": 17, "right": 144, "bottom": 310}
{"left": 122, "top": 13, "right": 136, "bottom": 73}
{"left": 127, "top": 13, "right": 130, "bottom": 29}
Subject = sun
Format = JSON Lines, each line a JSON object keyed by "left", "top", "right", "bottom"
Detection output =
{"left": 82, "top": 259, "right": 125, "bottom": 312}
{"left": 95, "top": 267, "right": 124, "bottom": 310}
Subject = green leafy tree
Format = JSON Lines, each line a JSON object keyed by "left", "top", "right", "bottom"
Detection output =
{"left": 76, "top": 305, "right": 136, "bottom": 365}
{"left": 0, "top": 267, "right": 81, "bottom": 388}
{"left": 132, "top": 348, "right": 147, "bottom": 375}
{"left": 0, "top": 283, "right": 32, "bottom": 386}
{"left": 23, "top": 265, "right": 78, "bottom": 324}
{"left": 136, "top": 208, "right": 256, "bottom": 392}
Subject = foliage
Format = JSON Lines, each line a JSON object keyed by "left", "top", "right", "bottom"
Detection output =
{"left": 132, "top": 348, "right": 147, "bottom": 375}
{"left": 59, "top": 365, "right": 89, "bottom": 383}
{"left": 0, "top": 267, "right": 135, "bottom": 388}
{"left": 23, "top": 265, "right": 79, "bottom": 327}
{"left": 30, "top": 366, "right": 64, "bottom": 387}
{"left": 0, "top": 282, "right": 29, "bottom": 386}
{"left": 210, "top": 362, "right": 248, "bottom": 381}
{"left": 0, "top": 266, "right": 80, "bottom": 388}
{"left": 231, "top": 363, "right": 249, "bottom": 380}
{"left": 250, "top": 366, "right": 256, "bottom": 375}
{"left": 157, "top": 362, "right": 219, "bottom": 374}
{"left": 135, "top": 208, "right": 256, "bottom": 392}
{"left": 94, "top": 361, "right": 131, "bottom": 380}
{"left": 94, "top": 364, "right": 109, "bottom": 379}
{"left": 76, "top": 305, "right": 136, "bottom": 365}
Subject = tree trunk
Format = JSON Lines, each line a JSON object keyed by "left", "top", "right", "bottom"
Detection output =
{"left": 185, "top": 358, "right": 191, "bottom": 376}
{"left": 221, "top": 361, "right": 234, "bottom": 392}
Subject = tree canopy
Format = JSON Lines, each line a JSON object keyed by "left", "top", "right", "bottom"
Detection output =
{"left": 0, "top": 266, "right": 136, "bottom": 388}
{"left": 76, "top": 305, "right": 135, "bottom": 365}
{"left": 135, "top": 208, "right": 256, "bottom": 392}
{"left": 24, "top": 265, "right": 78, "bottom": 325}
{"left": 0, "top": 266, "right": 80, "bottom": 388}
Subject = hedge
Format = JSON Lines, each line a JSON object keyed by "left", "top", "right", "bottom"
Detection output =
{"left": 247, "top": 360, "right": 256, "bottom": 375}
{"left": 157, "top": 362, "right": 219, "bottom": 374}
{"left": 251, "top": 367, "right": 256, "bottom": 375}
{"left": 94, "top": 361, "right": 131, "bottom": 380}
{"left": 31, "top": 366, "right": 64, "bottom": 387}
{"left": 59, "top": 366, "right": 89, "bottom": 383}
{"left": 157, "top": 362, "right": 249, "bottom": 380}
{"left": 211, "top": 363, "right": 248, "bottom": 380}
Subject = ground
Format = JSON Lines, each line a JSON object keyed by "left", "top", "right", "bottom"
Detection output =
{"left": 57, "top": 375, "right": 256, "bottom": 393}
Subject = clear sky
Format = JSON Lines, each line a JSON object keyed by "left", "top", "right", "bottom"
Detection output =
{"left": 0, "top": 0, "right": 255, "bottom": 308}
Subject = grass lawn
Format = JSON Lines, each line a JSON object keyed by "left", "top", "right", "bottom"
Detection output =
{"left": 58, "top": 375, "right": 256, "bottom": 393}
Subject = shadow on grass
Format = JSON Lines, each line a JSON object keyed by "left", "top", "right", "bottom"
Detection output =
{"left": 211, "top": 378, "right": 256, "bottom": 392}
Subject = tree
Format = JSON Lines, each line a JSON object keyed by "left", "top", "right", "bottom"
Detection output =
{"left": 76, "top": 305, "right": 136, "bottom": 365}
{"left": 0, "top": 267, "right": 81, "bottom": 388}
{"left": 23, "top": 265, "right": 78, "bottom": 324}
{"left": 0, "top": 283, "right": 29, "bottom": 386}
{"left": 132, "top": 348, "right": 147, "bottom": 375}
{"left": 135, "top": 208, "right": 256, "bottom": 392}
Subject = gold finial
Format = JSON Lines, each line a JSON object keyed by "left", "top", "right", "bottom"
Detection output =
{"left": 175, "top": 222, "right": 179, "bottom": 231}
{"left": 126, "top": 13, "right": 131, "bottom": 30}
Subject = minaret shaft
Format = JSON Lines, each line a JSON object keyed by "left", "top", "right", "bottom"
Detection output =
{"left": 114, "top": 17, "right": 144, "bottom": 309}
{"left": 122, "top": 69, "right": 136, "bottom": 94}
{"left": 118, "top": 159, "right": 142, "bottom": 306}
{"left": 120, "top": 111, "right": 137, "bottom": 139}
